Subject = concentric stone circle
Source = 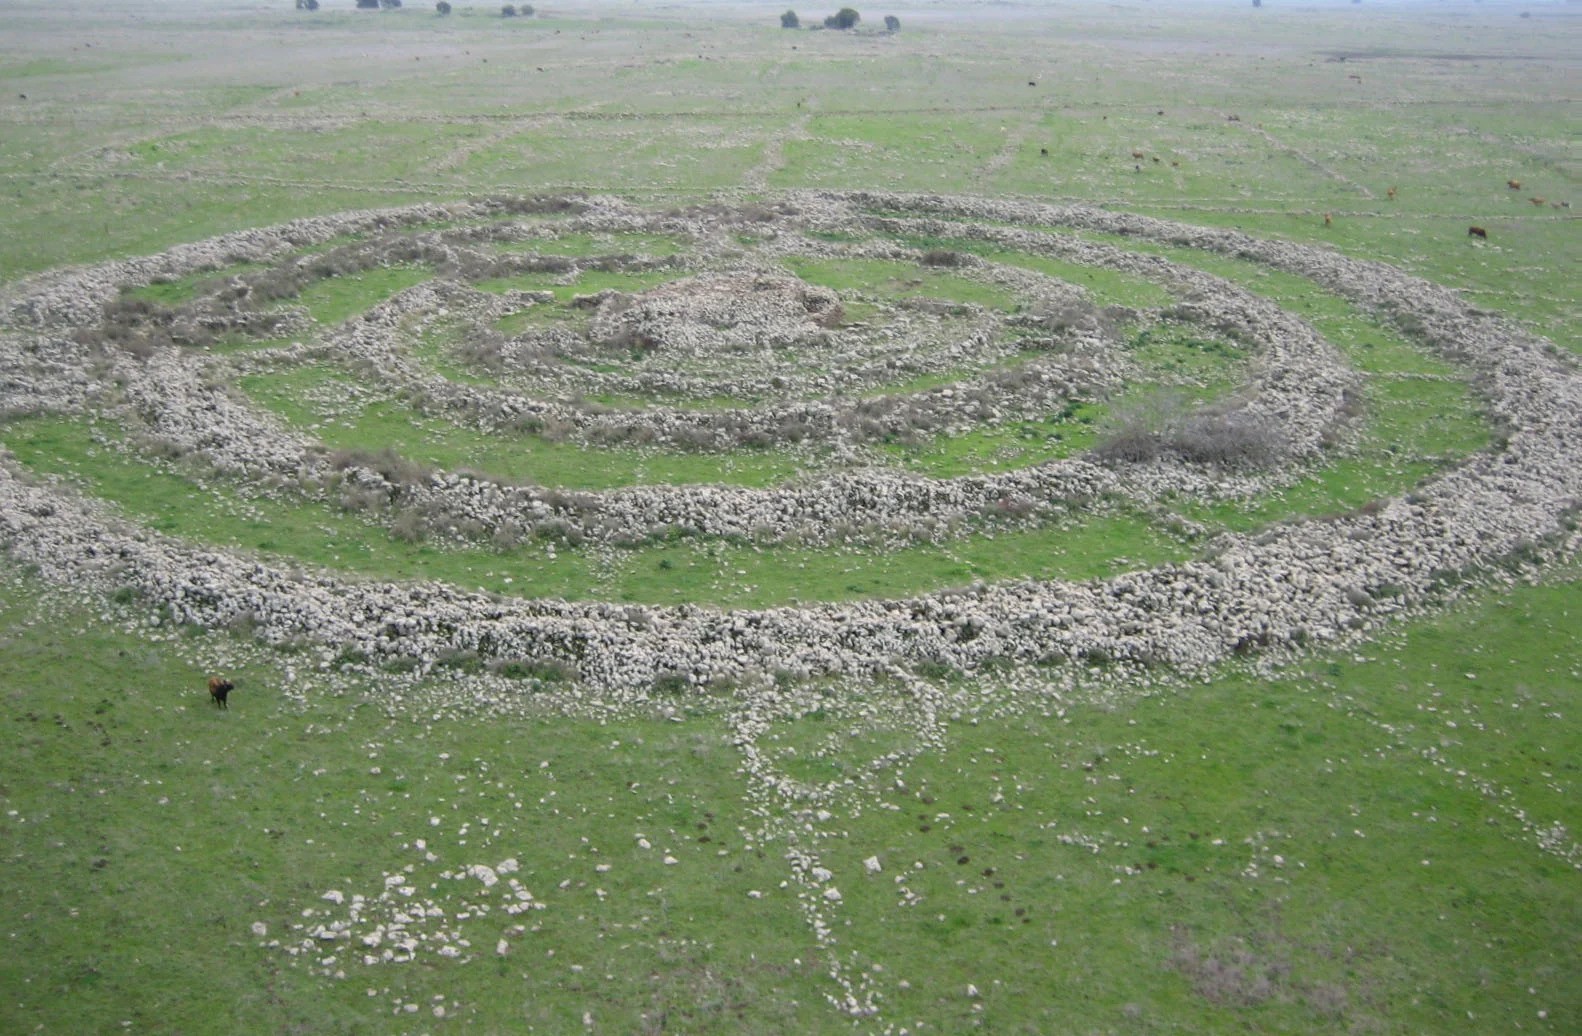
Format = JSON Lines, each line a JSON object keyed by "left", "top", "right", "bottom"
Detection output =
{"left": 1, "top": 191, "right": 1578, "bottom": 695}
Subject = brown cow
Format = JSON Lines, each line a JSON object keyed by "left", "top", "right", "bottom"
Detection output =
{"left": 1386, "top": 186, "right": 1397, "bottom": 201}
{"left": 1529, "top": 197, "right": 1546, "bottom": 206}
{"left": 208, "top": 676, "right": 235, "bottom": 709}
{"left": 1323, "top": 212, "right": 1333, "bottom": 227}
{"left": 1507, "top": 179, "right": 1522, "bottom": 190}
{"left": 1468, "top": 226, "right": 1488, "bottom": 239}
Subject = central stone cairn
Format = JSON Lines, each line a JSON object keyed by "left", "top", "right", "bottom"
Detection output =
{"left": 588, "top": 271, "right": 845, "bottom": 357}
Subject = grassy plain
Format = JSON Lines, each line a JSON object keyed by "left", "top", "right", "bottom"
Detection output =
{"left": 0, "top": 0, "right": 1578, "bottom": 1033}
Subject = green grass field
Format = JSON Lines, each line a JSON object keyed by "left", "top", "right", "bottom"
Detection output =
{"left": 1, "top": 1, "right": 1577, "bottom": 1032}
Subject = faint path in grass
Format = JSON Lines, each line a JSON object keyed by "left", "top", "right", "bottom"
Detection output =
{"left": 743, "top": 111, "right": 810, "bottom": 194}
{"left": 978, "top": 118, "right": 1028, "bottom": 180}
{"left": 723, "top": 666, "right": 952, "bottom": 1019}
{"left": 1458, "top": 125, "right": 1580, "bottom": 178}
{"left": 1230, "top": 116, "right": 1376, "bottom": 200}
{"left": 431, "top": 118, "right": 554, "bottom": 175}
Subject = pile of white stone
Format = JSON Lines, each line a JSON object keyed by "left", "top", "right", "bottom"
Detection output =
{"left": 1, "top": 192, "right": 1577, "bottom": 695}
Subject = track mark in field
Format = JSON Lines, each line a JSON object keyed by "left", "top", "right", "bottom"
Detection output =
{"left": 1230, "top": 117, "right": 1375, "bottom": 199}
{"left": 1456, "top": 126, "right": 1582, "bottom": 182}
{"left": 431, "top": 119, "right": 553, "bottom": 175}
{"left": 726, "top": 667, "right": 952, "bottom": 1019}
{"left": 979, "top": 119, "right": 1030, "bottom": 179}
{"left": 742, "top": 113, "right": 810, "bottom": 192}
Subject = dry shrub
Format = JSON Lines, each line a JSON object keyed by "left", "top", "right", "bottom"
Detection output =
{"left": 919, "top": 249, "right": 965, "bottom": 267}
{"left": 1018, "top": 297, "right": 1113, "bottom": 336}
{"left": 1171, "top": 407, "right": 1283, "bottom": 468}
{"left": 1094, "top": 391, "right": 1283, "bottom": 470}
{"left": 390, "top": 509, "right": 428, "bottom": 543}
{"left": 454, "top": 329, "right": 509, "bottom": 372}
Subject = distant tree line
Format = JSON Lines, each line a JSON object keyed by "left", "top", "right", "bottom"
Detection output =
{"left": 780, "top": 9, "right": 899, "bottom": 31}
{"left": 310, "top": 0, "right": 535, "bottom": 13}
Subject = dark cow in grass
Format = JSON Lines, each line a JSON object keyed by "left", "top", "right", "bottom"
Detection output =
{"left": 208, "top": 676, "right": 235, "bottom": 709}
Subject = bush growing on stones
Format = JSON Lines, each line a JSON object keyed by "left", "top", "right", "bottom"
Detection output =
{"left": 824, "top": 7, "right": 860, "bottom": 29}
{"left": 1095, "top": 391, "right": 1282, "bottom": 470}
{"left": 491, "top": 658, "right": 578, "bottom": 682}
{"left": 501, "top": 3, "right": 516, "bottom": 15}
{"left": 434, "top": 648, "right": 485, "bottom": 672}
{"left": 356, "top": 0, "right": 379, "bottom": 8}
{"left": 84, "top": 295, "right": 225, "bottom": 355}
{"left": 781, "top": 9, "right": 800, "bottom": 27}
{"left": 884, "top": 14, "right": 899, "bottom": 30}
{"left": 1171, "top": 407, "right": 1283, "bottom": 469}
{"left": 436, "top": 0, "right": 450, "bottom": 11}
{"left": 327, "top": 446, "right": 430, "bottom": 497}
{"left": 455, "top": 330, "right": 510, "bottom": 372}
{"left": 1092, "top": 390, "right": 1177, "bottom": 464}
{"left": 651, "top": 671, "right": 691, "bottom": 696}
{"left": 520, "top": 255, "right": 575, "bottom": 276}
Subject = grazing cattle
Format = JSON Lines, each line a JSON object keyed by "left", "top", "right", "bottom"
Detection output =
{"left": 208, "top": 676, "right": 235, "bottom": 709}
{"left": 1529, "top": 197, "right": 1546, "bottom": 206}
{"left": 1039, "top": 147, "right": 1048, "bottom": 156}
{"left": 1131, "top": 149, "right": 1145, "bottom": 160}
{"left": 1386, "top": 186, "right": 1397, "bottom": 201}
{"left": 1507, "top": 179, "right": 1522, "bottom": 190}
{"left": 1468, "top": 225, "right": 1488, "bottom": 239}
{"left": 1323, "top": 212, "right": 1333, "bottom": 227}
